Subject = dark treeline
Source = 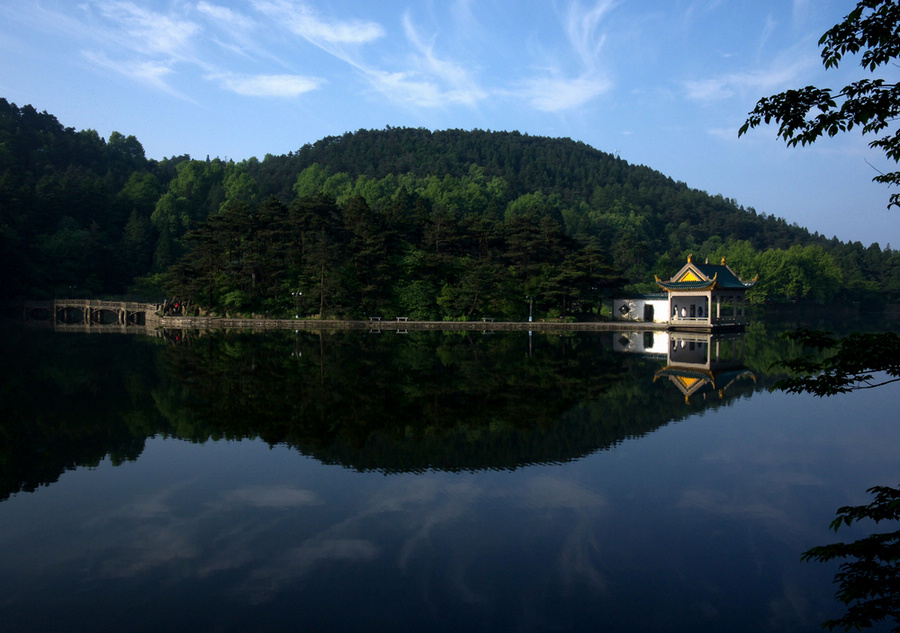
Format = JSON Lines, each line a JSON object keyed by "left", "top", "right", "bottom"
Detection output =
{"left": 167, "top": 190, "right": 622, "bottom": 319}
{"left": 2, "top": 98, "right": 898, "bottom": 317}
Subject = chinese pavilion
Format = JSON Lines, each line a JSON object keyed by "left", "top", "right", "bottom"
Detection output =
{"left": 655, "top": 255, "right": 757, "bottom": 330}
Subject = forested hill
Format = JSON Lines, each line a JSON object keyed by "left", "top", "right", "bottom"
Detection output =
{"left": 255, "top": 127, "right": 809, "bottom": 250}
{"left": 1, "top": 98, "right": 898, "bottom": 318}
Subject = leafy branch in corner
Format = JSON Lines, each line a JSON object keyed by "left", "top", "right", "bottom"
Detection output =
{"left": 773, "top": 329, "right": 900, "bottom": 397}
{"left": 801, "top": 485, "right": 900, "bottom": 632}
{"left": 739, "top": 0, "right": 900, "bottom": 209}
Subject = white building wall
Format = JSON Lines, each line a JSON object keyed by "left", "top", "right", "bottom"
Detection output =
{"left": 612, "top": 297, "right": 669, "bottom": 323}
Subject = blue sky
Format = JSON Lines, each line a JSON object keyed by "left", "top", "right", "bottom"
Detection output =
{"left": 2, "top": 0, "right": 898, "bottom": 248}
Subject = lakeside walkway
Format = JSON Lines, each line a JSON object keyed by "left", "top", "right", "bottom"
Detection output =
{"left": 11, "top": 300, "right": 666, "bottom": 332}
{"left": 158, "top": 316, "right": 667, "bottom": 332}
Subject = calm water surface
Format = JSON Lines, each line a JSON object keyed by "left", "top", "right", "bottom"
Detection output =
{"left": 0, "top": 323, "right": 897, "bottom": 632}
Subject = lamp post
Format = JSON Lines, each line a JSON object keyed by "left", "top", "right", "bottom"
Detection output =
{"left": 526, "top": 295, "right": 533, "bottom": 357}
{"left": 292, "top": 291, "right": 302, "bottom": 318}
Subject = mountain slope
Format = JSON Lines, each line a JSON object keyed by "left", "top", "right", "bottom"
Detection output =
{"left": 2, "top": 99, "right": 897, "bottom": 309}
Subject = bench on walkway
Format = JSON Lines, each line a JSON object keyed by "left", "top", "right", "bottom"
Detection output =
{"left": 396, "top": 316, "right": 409, "bottom": 322}
{"left": 369, "top": 316, "right": 382, "bottom": 321}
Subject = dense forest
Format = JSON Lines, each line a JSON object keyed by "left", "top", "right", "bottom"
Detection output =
{"left": 2, "top": 98, "right": 898, "bottom": 320}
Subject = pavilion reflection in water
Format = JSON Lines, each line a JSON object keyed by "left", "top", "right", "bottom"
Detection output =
{"left": 614, "top": 330, "right": 756, "bottom": 403}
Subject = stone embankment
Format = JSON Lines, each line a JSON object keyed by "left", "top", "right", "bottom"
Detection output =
{"left": 158, "top": 316, "right": 666, "bottom": 332}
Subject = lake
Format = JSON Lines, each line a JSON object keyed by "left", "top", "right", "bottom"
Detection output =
{"left": 1, "top": 320, "right": 897, "bottom": 632}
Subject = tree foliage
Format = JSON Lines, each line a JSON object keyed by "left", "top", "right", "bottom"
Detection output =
{"left": 740, "top": 0, "right": 900, "bottom": 208}
{"left": 774, "top": 329, "right": 900, "bottom": 396}
{"left": 801, "top": 485, "right": 900, "bottom": 632}
{"left": 164, "top": 189, "right": 622, "bottom": 320}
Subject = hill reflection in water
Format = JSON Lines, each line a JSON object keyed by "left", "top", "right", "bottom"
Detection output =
{"left": 2, "top": 325, "right": 775, "bottom": 500}
{"left": 4, "top": 322, "right": 899, "bottom": 633}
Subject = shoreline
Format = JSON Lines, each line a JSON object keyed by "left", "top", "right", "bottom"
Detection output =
{"left": 154, "top": 316, "right": 668, "bottom": 332}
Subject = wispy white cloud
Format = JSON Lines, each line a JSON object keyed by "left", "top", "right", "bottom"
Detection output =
{"left": 683, "top": 57, "right": 813, "bottom": 102}
{"left": 196, "top": 1, "right": 257, "bottom": 57}
{"left": 756, "top": 14, "right": 778, "bottom": 59}
{"left": 92, "top": 0, "right": 201, "bottom": 61}
{"left": 0, "top": 2, "right": 95, "bottom": 41}
{"left": 381, "top": 12, "right": 486, "bottom": 107}
{"left": 252, "top": 0, "right": 384, "bottom": 61}
{"left": 450, "top": 0, "right": 478, "bottom": 31}
{"left": 241, "top": 538, "right": 381, "bottom": 604}
{"left": 82, "top": 50, "right": 189, "bottom": 99}
{"left": 5, "top": 0, "right": 615, "bottom": 114}
{"left": 519, "top": 476, "right": 606, "bottom": 510}
{"left": 364, "top": 70, "right": 445, "bottom": 108}
{"left": 72, "top": 1, "right": 206, "bottom": 95}
{"left": 197, "top": 1, "right": 255, "bottom": 31}
{"left": 677, "top": 487, "right": 799, "bottom": 527}
{"left": 564, "top": 0, "right": 615, "bottom": 70}
{"left": 220, "top": 485, "right": 322, "bottom": 508}
{"left": 253, "top": 2, "right": 487, "bottom": 110}
{"left": 514, "top": 0, "right": 615, "bottom": 112}
{"left": 30, "top": 0, "right": 334, "bottom": 101}
{"left": 214, "top": 72, "right": 323, "bottom": 97}
{"left": 791, "top": 0, "right": 812, "bottom": 24}
{"left": 517, "top": 74, "right": 612, "bottom": 112}
{"left": 1, "top": 0, "right": 202, "bottom": 95}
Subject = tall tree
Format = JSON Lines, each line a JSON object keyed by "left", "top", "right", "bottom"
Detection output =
{"left": 341, "top": 194, "right": 396, "bottom": 316}
{"left": 288, "top": 193, "right": 346, "bottom": 317}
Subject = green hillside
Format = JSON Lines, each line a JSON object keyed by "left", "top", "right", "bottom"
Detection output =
{"left": 2, "top": 98, "right": 898, "bottom": 319}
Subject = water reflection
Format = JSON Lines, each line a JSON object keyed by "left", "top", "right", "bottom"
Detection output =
{"left": 2, "top": 323, "right": 899, "bottom": 633}
{"left": 658, "top": 333, "right": 755, "bottom": 403}
{"left": 613, "top": 330, "right": 756, "bottom": 403}
{"left": 0, "top": 325, "right": 782, "bottom": 502}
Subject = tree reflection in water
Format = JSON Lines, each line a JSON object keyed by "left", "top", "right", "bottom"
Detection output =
{"left": 4, "top": 322, "right": 897, "bottom": 632}
{"left": 1, "top": 326, "right": 773, "bottom": 498}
